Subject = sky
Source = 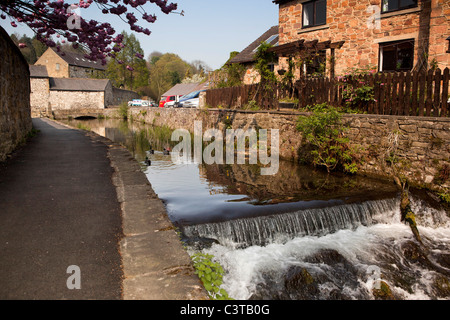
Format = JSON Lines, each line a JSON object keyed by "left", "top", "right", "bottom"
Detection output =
{"left": 0, "top": 0, "right": 279, "bottom": 70}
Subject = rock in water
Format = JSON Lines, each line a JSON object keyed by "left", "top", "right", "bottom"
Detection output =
{"left": 400, "top": 191, "right": 422, "bottom": 245}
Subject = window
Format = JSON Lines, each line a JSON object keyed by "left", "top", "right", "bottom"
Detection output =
{"left": 381, "top": 0, "right": 417, "bottom": 13}
{"left": 303, "top": 0, "right": 327, "bottom": 28}
{"left": 55, "top": 63, "right": 60, "bottom": 71}
{"left": 253, "top": 34, "right": 279, "bottom": 53}
{"left": 379, "top": 40, "right": 414, "bottom": 72}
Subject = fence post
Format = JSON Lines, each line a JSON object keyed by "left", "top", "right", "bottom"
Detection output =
{"left": 433, "top": 68, "right": 441, "bottom": 117}
{"left": 404, "top": 71, "right": 412, "bottom": 116}
{"left": 425, "top": 69, "right": 434, "bottom": 117}
{"left": 442, "top": 68, "right": 449, "bottom": 117}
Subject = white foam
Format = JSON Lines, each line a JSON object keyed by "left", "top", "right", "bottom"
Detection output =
{"left": 204, "top": 221, "right": 450, "bottom": 300}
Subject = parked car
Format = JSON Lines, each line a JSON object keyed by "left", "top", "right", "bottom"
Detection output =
{"left": 176, "top": 90, "right": 205, "bottom": 108}
{"left": 159, "top": 95, "right": 177, "bottom": 108}
{"left": 128, "top": 99, "right": 144, "bottom": 106}
{"left": 128, "top": 99, "right": 155, "bottom": 107}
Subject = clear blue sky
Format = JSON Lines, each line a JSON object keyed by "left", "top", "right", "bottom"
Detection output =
{"left": 0, "top": 0, "right": 279, "bottom": 70}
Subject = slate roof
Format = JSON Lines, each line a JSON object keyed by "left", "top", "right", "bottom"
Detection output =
{"left": 227, "top": 26, "right": 279, "bottom": 65}
{"left": 51, "top": 48, "right": 107, "bottom": 71}
{"left": 162, "top": 82, "right": 209, "bottom": 97}
{"left": 29, "top": 65, "right": 49, "bottom": 78}
{"left": 272, "top": 0, "right": 291, "bottom": 4}
{"left": 49, "top": 78, "right": 110, "bottom": 91}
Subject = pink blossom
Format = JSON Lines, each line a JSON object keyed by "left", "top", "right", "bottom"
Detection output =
{"left": 18, "top": 43, "right": 26, "bottom": 48}
{"left": 0, "top": 0, "right": 178, "bottom": 62}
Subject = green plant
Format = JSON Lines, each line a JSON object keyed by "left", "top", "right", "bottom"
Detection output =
{"left": 118, "top": 102, "right": 129, "bottom": 120}
{"left": 338, "top": 66, "right": 377, "bottom": 112}
{"left": 296, "top": 103, "right": 360, "bottom": 174}
{"left": 244, "top": 100, "right": 260, "bottom": 111}
{"left": 438, "top": 191, "right": 450, "bottom": 204}
{"left": 76, "top": 122, "right": 91, "bottom": 131}
{"left": 222, "top": 115, "right": 233, "bottom": 129}
{"left": 191, "top": 253, "right": 232, "bottom": 300}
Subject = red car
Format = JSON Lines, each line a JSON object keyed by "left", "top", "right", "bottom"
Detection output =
{"left": 159, "top": 95, "right": 177, "bottom": 108}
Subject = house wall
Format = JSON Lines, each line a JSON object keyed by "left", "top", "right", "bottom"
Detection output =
{"left": 30, "top": 78, "right": 50, "bottom": 117}
{"left": 0, "top": 27, "right": 32, "bottom": 161}
{"left": 243, "top": 66, "right": 261, "bottom": 84}
{"left": 278, "top": 0, "right": 450, "bottom": 76}
{"left": 35, "top": 49, "right": 69, "bottom": 78}
{"left": 49, "top": 90, "right": 105, "bottom": 110}
{"left": 428, "top": 0, "right": 450, "bottom": 68}
{"left": 69, "top": 65, "right": 106, "bottom": 79}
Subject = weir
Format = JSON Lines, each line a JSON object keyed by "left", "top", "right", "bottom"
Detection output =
{"left": 182, "top": 198, "right": 400, "bottom": 248}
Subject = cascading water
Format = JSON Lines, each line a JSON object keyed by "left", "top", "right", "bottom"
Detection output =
{"left": 195, "top": 195, "right": 450, "bottom": 300}
{"left": 63, "top": 119, "right": 450, "bottom": 301}
{"left": 182, "top": 198, "right": 399, "bottom": 248}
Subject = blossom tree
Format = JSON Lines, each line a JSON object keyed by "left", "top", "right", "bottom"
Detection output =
{"left": 0, "top": 0, "right": 178, "bottom": 64}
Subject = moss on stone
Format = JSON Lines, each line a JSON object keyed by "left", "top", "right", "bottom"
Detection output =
{"left": 372, "top": 281, "right": 395, "bottom": 300}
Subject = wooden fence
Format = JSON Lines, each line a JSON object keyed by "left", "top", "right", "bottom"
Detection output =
{"left": 204, "top": 68, "right": 450, "bottom": 117}
{"left": 205, "top": 83, "right": 278, "bottom": 110}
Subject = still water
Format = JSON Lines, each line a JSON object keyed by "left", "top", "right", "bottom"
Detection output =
{"left": 66, "top": 118, "right": 450, "bottom": 300}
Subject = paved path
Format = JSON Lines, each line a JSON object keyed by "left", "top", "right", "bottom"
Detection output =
{"left": 0, "top": 117, "right": 208, "bottom": 300}
{"left": 0, "top": 118, "right": 123, "bottom": 299}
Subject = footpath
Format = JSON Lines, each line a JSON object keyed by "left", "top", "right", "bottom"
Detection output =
{"left": 0, "top": 118, "right": 207, "bottom": 300}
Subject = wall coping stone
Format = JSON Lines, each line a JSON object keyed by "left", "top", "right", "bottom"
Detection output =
{"left": 204, "top": 108, "right": 450, "bottom": 123}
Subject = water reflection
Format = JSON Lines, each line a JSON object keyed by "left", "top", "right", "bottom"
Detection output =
{"left": 63, "top": 118, "right": 450, "bottom": 301}
{"left": 64, "top": 118, "right": 399, "bottom": 225}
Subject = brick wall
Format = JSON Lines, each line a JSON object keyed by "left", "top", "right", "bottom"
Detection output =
{"left": 278, "top": 0, "right": 450, "bottom": 76}
{"left": 0, "top": 26, "right": 32, "bottom": 161}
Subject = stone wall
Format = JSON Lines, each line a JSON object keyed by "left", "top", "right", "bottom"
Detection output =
{"left": 69, "top": 65, "right": 106, "bottom": 79}
{"left": 129, "top": 107, "right": 449, "bottom": 192}
{"left": 0, "top": 26, "right": 32, "bottom": 161}
{"left": 277, "top": 0, "right": 450, "bottom": 75}
{"left": 30, "top": 78, "right": 50, "bottom": 117}
{"left": 35, "top": 48, "right": 69, "bottom": 78}
{"left": 50, "top": 107, "right": 122, "bottom": 120}
{"left": 243, "top": 66, "right": 261, "bottom": 85}
{"left": 49, "top": 90, "right": 105, "bottom": 110}
{"left": 111, "top": 87, "right": 140, "bottom": 106}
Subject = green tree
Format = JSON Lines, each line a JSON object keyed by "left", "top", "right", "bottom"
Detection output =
{"left": 213, "top": 51, "right": 245, "bottom": 88}
{"left": 148, "top": 53, "right": 190, "bottom": 101}
{"left": 31, "top": 35, "right": 48, "bottom": 58}
{"left": 105, "top": 31, "right": 149, "bottom": 90}
{"left": 18, "top": 34, "right": 37, "bottom": 64}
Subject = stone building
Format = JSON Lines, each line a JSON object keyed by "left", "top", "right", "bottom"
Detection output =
{"left": 35, "top": 47, "right": 106, "bottom": 78}
{"left": 29, "top": 65, "right": 139, "bottom": 117}
{"left": 228, "top": 26, "right": 279, "bottom": 84}
{"left": 0, "top": 26, "right": 32, "bottom": 161}
{"left": 273, "top": 0, "right": 450, "bottom": 77}
{"left": 29, "top": 65, "right": 50, "bottom": 117}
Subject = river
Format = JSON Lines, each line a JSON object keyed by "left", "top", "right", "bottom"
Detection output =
{"left": 64, "top": 118, "right": 450, "bottom": 300}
